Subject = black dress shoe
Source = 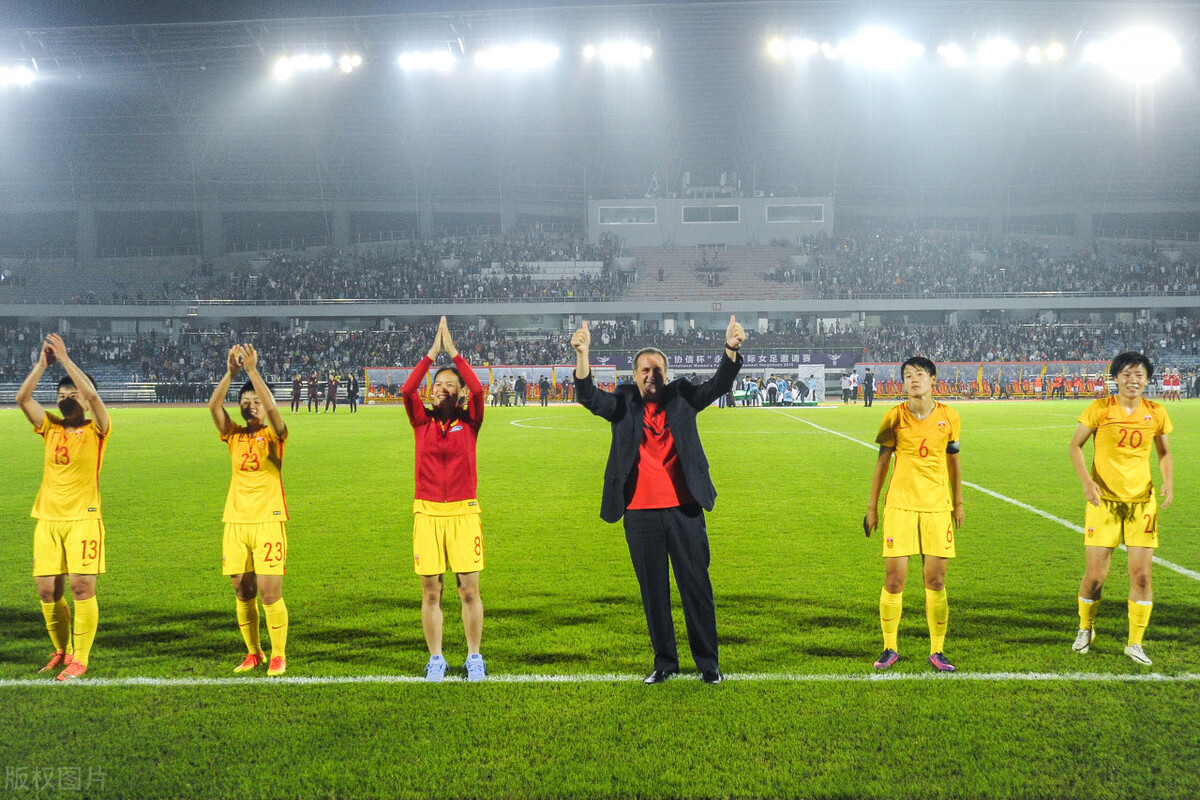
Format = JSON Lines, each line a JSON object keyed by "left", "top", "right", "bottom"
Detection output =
{"left": 643, "top": 669, "right": 679, "bottom": 685}
{"left": 700, "top": 669, "right": 723, "bottom": 684}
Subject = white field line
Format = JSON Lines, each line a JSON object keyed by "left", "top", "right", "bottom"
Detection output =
{"left": 770, "top": 409, "right": 1200, "bottom": 583}
{"left": 5, "top": 671, "right": 1200, "bottom": 689}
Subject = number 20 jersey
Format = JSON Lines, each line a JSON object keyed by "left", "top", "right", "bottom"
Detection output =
{"left": 221, "top": 425, "right": 289, "bottom": 523}
{"left": 1079, "top": 397, "right": 1172, "bottom": 503}
{"left": 875, "top": 402, "right": 961, "bottom": 513}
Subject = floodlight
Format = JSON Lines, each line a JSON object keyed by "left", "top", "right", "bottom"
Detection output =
{"left": 583, "top": 44, "right": 598, "bottom": 59}
{"left": 767, "top": 38, "right": 786, "bottom": 60}
{"left": 593, "top": 41, "right": 652, "bottom": 66}
{"left": 819, "top": 42, "right": 839, "bottom": 60}
{"left": 338, "top": 54, "right": 363, "bottom": 73}
{"left": 937, "top": 43, "right": 967, "bottom": 67}
{"left": 397, "top": 50, "right": 456, "bottom": 72}
{"left": 838, "top": 28, "right": 924, "bottom": 68}
{"left": 0, "top": 65, "right": 35, "bottom": 87}
{"left": 474, "top": 43, "right": 560, "bottom": 71}
{"left": 1044, "top": 42, "right": 1066, "bottom": 61}
{"left": 274, "top": 57, "right": 294, "bottom": 80}
{"left": 788, "top": 39, "right": 819, "bottom": 59}
{"left": 1026, "top": 46, "right": 1043, "bottom": 64}
{"left": 274, "top": 53, "right": 333, "bottom": 80}
{"left": 979, "top": 38, "right": 1020, "bottom": 66}
{"left": 1085, "top": 28, "right": 1180, "bottom": 83}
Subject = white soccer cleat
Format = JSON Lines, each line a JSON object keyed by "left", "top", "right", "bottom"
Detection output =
{"left": 1072, "top": 628, "right": 1095, "bottom": 654}
{"left": 1124, "top": 644, "right": 1152, "bottom": 665}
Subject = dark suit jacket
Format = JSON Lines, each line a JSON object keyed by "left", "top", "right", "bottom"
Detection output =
{"left": 576, "top": 353, "right": 742, "bottom": 523}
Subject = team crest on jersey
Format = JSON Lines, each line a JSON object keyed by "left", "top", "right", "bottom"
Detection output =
{"left": 256, "top": 436, "right": 265, "bottom": 443}
{"left": 450, "top": 425, "right": 462, "bottom": 433}
{"left": 1143, "top": 415, "right": 1152, "bottom": 422}
{"left": 937, "top": 421, "right": 946, "bottom": 429}
{"left": 1086, "top": 527, "right": 1094, "bottom": 537}
{"left": 886, "top": 537, "right": 894, "bottom": 549}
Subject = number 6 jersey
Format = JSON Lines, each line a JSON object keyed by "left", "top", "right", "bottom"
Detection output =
{"left": 875, "top": 402, "right": 961, "bottom": 513}
{"left": 1078, "top": 397, "right": 1172, "bottom": 503}
{"left": 221, "top": 425, "right": 289, "bottom": 522}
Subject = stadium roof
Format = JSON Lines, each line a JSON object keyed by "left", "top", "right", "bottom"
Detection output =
{"left": 3, "top": 1, "right": 1199, "bottom": 207}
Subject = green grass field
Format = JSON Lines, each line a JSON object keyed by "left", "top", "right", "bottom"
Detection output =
{"left": 2, "top": 398, "right": 1199, "bottom": 799}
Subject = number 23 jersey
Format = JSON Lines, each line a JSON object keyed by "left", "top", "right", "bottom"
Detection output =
{"left": 1078, "top": 397, "right": 1171, "bottom": 503}
{"left": 221, "top": 425, "right": 289, "bottom": 523}
{"left": 875, "top": 402, "right": 961, "bottom": 513}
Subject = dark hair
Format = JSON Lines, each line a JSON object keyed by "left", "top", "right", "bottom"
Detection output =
{"left": 1110, "top": 351, "right": 1154, "bottom": 380}
{"left": 239, "top": 380, "right": 273, "bottom": 399}
{"left": 433, "top": 366, "right": 464, "bottom": 387}
{"left": 900, "top": 356, "right": 937, "bottom": 378}
{"left": 57, "top": 373, "right": 96, "bottom": 392}
{"left": 633, "top": 347, "right": 669, "bottom": 371}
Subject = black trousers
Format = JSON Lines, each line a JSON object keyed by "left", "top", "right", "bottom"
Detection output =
{"left": 623, "top": 505, "right": 718, "bottom": 672}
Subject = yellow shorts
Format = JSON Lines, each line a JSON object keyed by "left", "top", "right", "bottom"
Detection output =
{"left": 33, "top": 519, "right": 107, "bottom": 577}
{"left": 1085, "top": 494, "right": 1159, "bottom": 549}
{"left": 881, "top": 507, "right": 956, "bottom": 559}
{"left": 223, "top": 522, "right": 288, "bottom": 576}
{"left": 413, "top": 499, "right": 484, "bottom": 576}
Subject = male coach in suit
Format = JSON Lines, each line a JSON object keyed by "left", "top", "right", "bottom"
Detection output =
{"left": 572, "top": 316, "right": 745, "bottom": 685}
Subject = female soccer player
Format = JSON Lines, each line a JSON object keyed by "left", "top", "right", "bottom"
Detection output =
{"left": 16, "top": 334, "right": 111, "bottom": 681}
{"left": 401, "top": 316, "right": 487, "bottom": 683}
{"left": 1069, "top": 351, "right": 1173, "bottom": 665}
{"left": 208, "top": 344, "right": 290, "bottom": 676}
{"left": 865, "top": 356, "right": 964, "bottom": 673}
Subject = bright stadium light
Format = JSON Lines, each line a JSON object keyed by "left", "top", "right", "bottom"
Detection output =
{"left": 338, "top": 54, "right": 363, "bottom": 73}
{"left": 819, "top": 42, "right": 839, "bottom": 60}
{"left": 273, "top": 53, "right": 333, "bottom": 80}
{"left": 978, "top": 38, "right": 1020, "bottom": 66}
{"left": 474, "top": 43, "right": 560, "bottom": 71}
{"left": 0, "top": 64, "right": 35, "bottom": 87}
{"left": 1026, "top": 46, "right": 1043, "bottom": 64}
{"left": 1044, "top": 41, "right": 1066, "bottom": 61}
{"left": 838, "top": 27, "right": 924, "bottom": 68}
{"left": 766, "top": 38, "right": 787, "bottom": 60}
{"left": 937, "top": 43, "right": 967, "bottom": 67}
{"left": 1085, "top": 27, "right": 1180, "bottom": 83}
{"left": 584, "top": 41, "right": 652, "bottom": 66}
{"left": 397, "top": 50, "right": 457, "bottom": 72}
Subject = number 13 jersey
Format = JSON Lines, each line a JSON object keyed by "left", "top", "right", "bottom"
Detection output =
{"left": 875, "top": 402, "right": 961, "bottom": 513}
{"left": 221, "top": 425, "right": 289, "bottom": 522}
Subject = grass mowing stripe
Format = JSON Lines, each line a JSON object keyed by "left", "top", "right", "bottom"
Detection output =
{"left": 7, "top": 670, "right": 1200, "bottom": 689}
{"left": 769, "top": 408, "right": 1200, "bottom": 582}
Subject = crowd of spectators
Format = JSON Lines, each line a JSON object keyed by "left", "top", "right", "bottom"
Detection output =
{"left": 767, "top": 225, "right": 1200, "bottom": 296}
{"left": 7, "top": 315, "right": 1200, "bottom": 393}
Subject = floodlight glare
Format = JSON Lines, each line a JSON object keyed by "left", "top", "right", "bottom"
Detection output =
{"left": 338, "top": 54, "right": 363, "bottom": 73}
{"left": 820, "top": 42, "right": 839, "bottom": 60}
{"left": 979, "top": 38, "right": 1020, "bottom": 66}
{"left": 838, "top": 28, "right": 924, "bottom": 68}
{"left": 1085, "top": 28, "right": 1180, "bottom": 83}
{"left": 1026, "top": 46, "right": 1043, "bottom": 64}
{"left": 397, "top": 51, "right": 456, "bottom": 72}
{"left": 274, "top": 53, "right": 333, "bottom": 80}
{"left": 1045, "top": 42, "right": 1066, "bottom": 61}
{"left": 583, "top": 44, "right": 598, "bottom": 59}
{"left": 788, "top": 39, "right": 819, "bottom": 59}
{"left": 937, "top": 43, "right": 967, "bottom": 67}
{"left": 274, "top": 57, "right": 294, "bottom": 80}
{"left": 0, "top": 65, "right": 35, "bottom": 87}
{"left": 595, "top": 41, "right": 652, "bottom": 66}
{"left": 474, "top": 43, "right": 560, "bottom": 71}
{"left": 767, "top": 38, "right": 787, "bottom": 60}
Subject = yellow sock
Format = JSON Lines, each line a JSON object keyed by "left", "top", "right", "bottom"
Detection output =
{"left": 1127, "top": 600, "right": 1152, "bottom": 646}
{"left": 263, "top": 598, "right": 288, "bottom": 659}
{"left": 880, "top": 588, "right": 903, "bottom": 651}
{"left": 40, "top": 599, "right": 72, "bottom": 653}
{"left": 925, "top": 588, "right": 949, "bottom": 655}
{"left": 71, "top": 596, "right": 99, "bottom": 667}
{"left": 236, "top": 599, "right": 264, "bottom": 655}
{"left": 1078, "top": 597, "right": 1100, "bottom": 631}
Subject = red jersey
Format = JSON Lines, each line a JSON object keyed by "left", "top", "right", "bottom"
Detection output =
{"left": 402, "top": 354, "right": 485, "bottom": 502}
{"left": 626, "top": 401, "right": 694, "bottom": 509}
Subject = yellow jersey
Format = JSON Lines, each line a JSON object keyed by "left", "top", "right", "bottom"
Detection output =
{"left": 876, "top": 401, "right": 960, "bottom": 513}
{"left": 1078, "top": 397, "right": 1172, "bottom": 503}
{"left": 31, "top": 415, "right": 109, "bottom": 521}
{"left": 221, "top": 424, "right": 289, "bottom": 523}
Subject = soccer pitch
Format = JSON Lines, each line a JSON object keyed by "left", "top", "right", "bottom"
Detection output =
{"left": 2, "top": 400, "right": 1199, "bottom": 799}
